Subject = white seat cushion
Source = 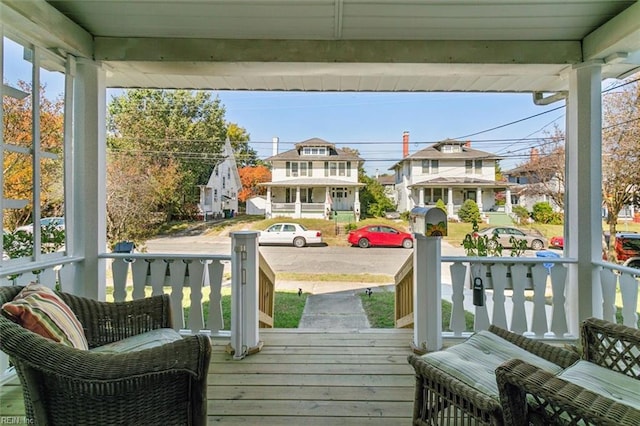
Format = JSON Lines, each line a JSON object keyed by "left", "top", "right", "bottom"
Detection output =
{"left": 420, "top": 330, "right": 564, "bottom": 398}
{"left": 558, "top": 360, "right": 640, "bottom": 410}
{"left": 90, "top": 328, "right": 182, "bottom": 354}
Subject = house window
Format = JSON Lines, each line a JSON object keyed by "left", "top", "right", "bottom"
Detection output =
{"left": 300, "top": 188, "right": 313, "bottom": 203}
{"left": 2, "top": 36, "right": 69, "bottom": 260}
{"left": 302, "top": 146, "right": 327, "bottom": 155}
{"left": 286, "top": 161, "right": 291, "bottom": 177}
{"left": 300, "top": 162, "right": 307, "bottom": 176}
{"left": 346, "top": 161, "right": 351, "bottom": 177}
{"left": 338, "top": 162, "right": 346, "bottom": 176}
{"left": 291, "top": 162, "right": 299, "bottom": 177}
{"left": 466, "top": 160, "right": 473, "bottom": 174}
{"left": 431, "top": 160, "right": 439, "bottom": 174}
{"left": 422, "top": 160, "right": 429, "bottom": 173}
{"left": 475, "top": 160, "right": 482, "bottom": 174}
{"left": 330, "top": 162, "right": 337, "bottom": 176}
{"left": 324, "top": 162, "right": 329, "bottom": 177}
{"left": 422, "top": 160, "right": 439, "bottom": 174}
{"left": 308, "top": 162, "right": 313, "bottom": 177}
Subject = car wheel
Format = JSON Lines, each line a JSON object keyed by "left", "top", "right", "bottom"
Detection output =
{"left": 402, "top": 238, "right": 413, "bottom": 249}
{"left": 358, "top": 238, "right": 370, "bottom": 248}
{"left": 293, "top": 237, "right": 306, "bottom": 248}
{"left": 531, "top": 239, "right": 544, "bottom": 251}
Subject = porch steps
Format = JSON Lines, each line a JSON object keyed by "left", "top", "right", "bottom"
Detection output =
{"left": 484, "top": 211, "right": 513, "bottom": 226}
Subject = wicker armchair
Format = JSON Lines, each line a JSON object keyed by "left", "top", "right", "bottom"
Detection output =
{"left": 0, "top": 285, "right": 212, "bottom": 426}
{"left": 408, "top": 325, "right": 580, "bottom": 425}
{"left": 496, "top": 318, "right": 640, "bottom": 426}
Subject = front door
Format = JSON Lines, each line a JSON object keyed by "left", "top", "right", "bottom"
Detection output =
{"left": 331, "top": 187, "right": 348, "bottom": 210}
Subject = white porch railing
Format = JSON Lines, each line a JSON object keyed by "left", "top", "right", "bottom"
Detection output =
{"left": 401, "top": 235, "right": 640, "bottom": 352}
{"left": 104, "top": 252, "right": 232, "bottom": 337}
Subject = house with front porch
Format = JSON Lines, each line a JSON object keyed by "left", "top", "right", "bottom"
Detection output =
{"left": 1, "top": 0, "right": 640, "bottom": 423}
{"left": 391, "top": 137, "right": 512, "bottom": 218}
{"left": 262, "top": 138, "right": 364, "bottom": 221}
{"left": 197, "top": 139, "right": 241, "bottom": 219}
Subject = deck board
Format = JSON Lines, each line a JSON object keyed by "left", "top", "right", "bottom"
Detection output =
{"left": 0, "top": 329, "right": 416, "bottom": 424}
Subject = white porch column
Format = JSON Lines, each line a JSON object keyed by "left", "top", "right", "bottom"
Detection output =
{"left": 265, "top": 187, "right": 272, "bottom": 218}
{"left": 419, "top": 188, "right": 425, "bottom": 206}
{"left": 324, "top": 186, "right": 331, "bottom": 219}
{"left": 294, "top": 186, "right": 301, "bottom": 218}
{"left": 505, "top": 188, "right": 512, "bottom": 214}
{"left": 476, "top": 188, "right": 483, "bottom": 212}
{"left": 72, "top": 58, "right": 107, "bottom": 300}
{"left": 565, "top": 63, "right": 602, "bottom": 335}
{"left": 413, "top": 234, "right": 442, "bottom": 351}
{"left": 229, "top": 231, "right": 261, "bottom": 360}
{"left": 447, "top": 187, "right": 454, "bottom": 217}
{"left": 354, "top": 188, "right": 361, "bottom": 221}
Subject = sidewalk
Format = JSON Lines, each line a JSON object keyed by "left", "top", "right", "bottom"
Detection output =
{"left": 277, "top": 280, "right": 391, "bottom": 330}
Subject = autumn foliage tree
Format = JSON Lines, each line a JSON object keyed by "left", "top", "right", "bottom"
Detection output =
{"left": 238, "top": 165, "right": 271, "bottom": 203}
{"left": 3, "top": 81, "right": 64, "bottom": 229}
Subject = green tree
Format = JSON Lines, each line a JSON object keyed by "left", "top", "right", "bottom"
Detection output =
{"left": 227, "top": 123, "right": 260, "bottom": 167}
{"left": 359, "top": 175, "right": 395, "bottom": 217}
{"left": 435, "top": 199, "right": 447, "bottom": 214}
{"left": 457, "top": 199, "right": 481, "bottom": 223}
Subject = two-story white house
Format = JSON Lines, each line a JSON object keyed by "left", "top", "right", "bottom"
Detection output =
{"left": 197, "top": 139, "right": 241, "bottom": 219}
{"left": 391, "top": 136, "right": 512, "bottom": 218}
{"left": 262, "top": 138, "right": 364, "bottom": 220}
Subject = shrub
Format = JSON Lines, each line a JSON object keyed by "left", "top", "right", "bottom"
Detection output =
{"left": 457, "top": 199, "right": 481, "bottom": 223}
{"left": 532, "top": 202, "right": 563, "bottom": 224}
{"left": 435, "top": 199, "right": 447, "bottom": 214}
{"left": 400, "top": 211, "right": 411, "bottom": 221}
{"left": 511, "top": 205, "right": 530, "bottom": 223}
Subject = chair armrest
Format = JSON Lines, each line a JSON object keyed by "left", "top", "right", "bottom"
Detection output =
{"left": 58, "top": 292, "right": 173, "bottom": 348}
{"left": 489, "top": 325, "right": 580, "bottom": 368}
{"left": 496, "top": 358, "right": 640, "bottom": 426}
{"left": 581, "top": 317, "right": 640, "bottom": 379}
{"left": 1, "top": 318, "right": 210, "bottom": 381}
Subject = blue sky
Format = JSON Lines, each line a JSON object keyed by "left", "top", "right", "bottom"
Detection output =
{"left": 6, "top": 35, "right": 568, "bottom": 175}
{"left": 214, "top": 91, "right": 567, "bottom": 174}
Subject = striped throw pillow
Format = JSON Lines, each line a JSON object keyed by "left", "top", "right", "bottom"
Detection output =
{"left": 2, "top": 283, "right": 88, "bottom": 350}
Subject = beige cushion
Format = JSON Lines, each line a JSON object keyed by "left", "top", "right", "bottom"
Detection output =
{"left": 420, "top": 330, "right": 564, "bottom": 398}
{"left": 2, "top": 283, "right": 88, "bottom": 350}
{"left": 558, "top": 360, "right": 640, "bottom": 410}
{"left": 91, "top": 328, "right": 183, "bottom": 354}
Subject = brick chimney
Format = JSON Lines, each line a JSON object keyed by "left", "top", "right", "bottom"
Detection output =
{"left": 530, "top": 147, "right": 539, "bottom": 161}
{"left": 402, "top": 131, "right": 409, "bottom": 157}
{"left": 464, "top": 140, "right": 471, "bottom": 148}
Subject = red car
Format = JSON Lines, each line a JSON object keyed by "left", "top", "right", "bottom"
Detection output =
{"left": 348, "top": 225, "right": 413, "bottom": 249}
{"left": 549, "top": 236, "right": 564, "bottom": 249}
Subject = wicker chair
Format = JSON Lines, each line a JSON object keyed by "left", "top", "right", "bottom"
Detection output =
{"left": 496, "top": 318, "right": 640, "bottom": 426}
{"left": 407, "top": 325, "right": 581, "bottom": 425}
{"left": 0, "top": 285, "right": 212, "bottom": 426}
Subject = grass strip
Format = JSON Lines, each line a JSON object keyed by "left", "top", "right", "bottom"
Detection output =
{"left": 277, "top": 272, "right": 393, "bottom": 283}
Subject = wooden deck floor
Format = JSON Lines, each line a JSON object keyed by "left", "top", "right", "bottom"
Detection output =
{"left": 0, "top": 329, "right": 417, "bottom": 425}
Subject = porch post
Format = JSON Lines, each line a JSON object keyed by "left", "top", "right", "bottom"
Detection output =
{"left": 476, "top": 188, "right": 483, "bottom": 212}
{"left": 72, "top": 58, "right": 107, "bottom": 300}
{"left": 324, "top": 186, "right": 331, "bottom": 219}
{"left": 265, "top": 187, "right": 272, "bottom": 218}
{"left": 413, "top": 234, "right": 442, "bottom": 351}
{"left": 354, "top": 188, "right": 361, "bottom": 221}
{"left": 295, "top": 186, "right": 301, "bottom": 218}
{"left": 229, "top": 231, "right": 262, "bottom": 360}
{"left": 565, "top": 63, "right": 602, "bottom": 335}
{"left": 447, "top": 187, "right": 454, "bottom": 217}
{"left": 419, "top": 188, "right": 425, "bottom": 206}
{"left": 505, "top": 188, "right": 512, "bottom": 214}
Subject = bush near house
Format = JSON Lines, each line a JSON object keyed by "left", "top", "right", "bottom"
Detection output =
{"left": 457, "top": 199, "right": 481, "bottom": 223}
{"left": 511, "top": 205, "right": 530, "bottom": 223}
{"left": 532, "top": 201, "right": 563, "bottom": 224}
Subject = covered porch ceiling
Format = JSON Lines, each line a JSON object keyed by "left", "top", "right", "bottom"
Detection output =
{"left": 3, "top": 0, "right": 640, "bottom": 92}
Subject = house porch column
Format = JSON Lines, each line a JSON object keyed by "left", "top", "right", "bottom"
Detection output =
{"left": 565, "top": 62, "right": 602, "bottom": 335}
{"left": 419, "top": 188, "right": 425, "bottom": 207}
{"left": 324, "top": 187, "right": 331, "bottom": 219}
{"left": 72, "top": 58, "right": 107, "bottom": 300}
{"left": 504, "top": 188, "right": 512, "bottom": 214}
{"left": 265, "top": 187, "right": 272, "bottom": 218}
{"left": 294, "top": 186, "right": 301, "bottom": 218}
{"left": 354, "top": 188, "right": 361, "bottom": 221}
{"left": 476, "top": 188, "right": 483, "bottom": 212}
{"left": 447, "top": 187, "right": 454, "bottom": 217}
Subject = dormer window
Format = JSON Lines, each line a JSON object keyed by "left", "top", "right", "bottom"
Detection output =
{"left": 302, "top": 146, "right": 327, "bottom": 156}
{"left": 440, "top": 144, "right": 461, "bottom": 153}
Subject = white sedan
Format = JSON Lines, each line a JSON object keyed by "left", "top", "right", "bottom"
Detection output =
{"left": 258, "top": 223, "right": 323, "bottom": 248}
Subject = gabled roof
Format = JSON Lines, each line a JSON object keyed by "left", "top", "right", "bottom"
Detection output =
{"left": 265, "top": 137, "right": 364, "bottom": 162}
{"left": 389, "top": 139, "right": 503, "bottom": 169}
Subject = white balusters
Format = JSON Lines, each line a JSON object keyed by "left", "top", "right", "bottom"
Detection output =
{"left": 509, "top": 263, "right": 529, "bottom": 334}
{"left": 449, "top": 261, "right": 467, "bottom": 336}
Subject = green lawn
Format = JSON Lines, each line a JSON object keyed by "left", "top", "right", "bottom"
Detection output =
{"left": 359, "top": 290, "right": 475, "bottom": 331}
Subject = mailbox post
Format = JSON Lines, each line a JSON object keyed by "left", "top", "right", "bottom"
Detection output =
{"left": 409, "top": 207, "right": 447, "bottom": 352}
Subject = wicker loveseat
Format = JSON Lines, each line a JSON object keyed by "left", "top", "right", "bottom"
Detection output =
{"left": 496, "top": 318, "right": 640, "bottom": 426}
{"left": 407, "top": 325, "right": 581, "bottom": 425}
{"left": 0, "top": 285, "right": 212, "bottom": 425}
